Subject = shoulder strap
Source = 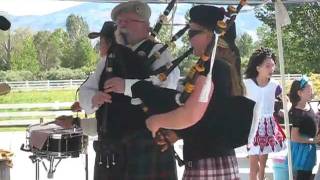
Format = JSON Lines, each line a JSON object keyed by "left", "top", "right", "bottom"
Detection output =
{"left": 134, "top": 39, "right": 158, "bottom": 57}
{"left": 98, "top": 58, "right": 109, "bottom": 91}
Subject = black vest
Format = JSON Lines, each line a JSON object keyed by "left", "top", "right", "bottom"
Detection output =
{"left": 96, "top": 41, "right": 156, "bottom": 140}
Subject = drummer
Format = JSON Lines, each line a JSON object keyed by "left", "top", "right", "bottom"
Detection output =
{"left": 54, "top": 21, "right": 118, "bottom": 129}
{"left": 68, "top": 21, "right": 117, "bottom": 115}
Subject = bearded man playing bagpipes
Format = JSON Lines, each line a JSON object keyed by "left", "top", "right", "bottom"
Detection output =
{"left": 79, "top": 1, "right": 180, "bottom": 180}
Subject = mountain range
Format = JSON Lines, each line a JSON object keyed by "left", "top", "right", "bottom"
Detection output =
{"left": 6, "top": 2, "right": 262, "bottom": 40}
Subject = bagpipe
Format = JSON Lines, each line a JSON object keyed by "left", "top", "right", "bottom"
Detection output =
{"left": 146, "top": 24, "right": 190, "bottom": 75}
{"left": 142, "top": 0, "right": 192, "bottom": 77}
{"left": 215, "top": 0, "right": 248, "bottom": 75}
{"left": 134, "top": 0, "right": 250, "bottom": 114}
{"left": 131, "top": 0, "right": 255, "bottom": 165}
{"left": 144, "top": 0, "right": 248, "bottom": 84}
{"left": 150, "top": 0, "right": 176, "bottom": 39}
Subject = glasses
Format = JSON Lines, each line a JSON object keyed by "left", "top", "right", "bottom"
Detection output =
{"left": 299, "top": 75, "right": 309, "bottom": 89}
{"left": 188, "top": 29, "right": 206, "bottom": 39}
{"left": 116, "top": 18, "right": 145, "bottom": 25}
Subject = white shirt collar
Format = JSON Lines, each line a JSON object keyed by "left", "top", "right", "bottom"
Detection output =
{"left": 130, "top": 39, "right": 147, "bottom": 51}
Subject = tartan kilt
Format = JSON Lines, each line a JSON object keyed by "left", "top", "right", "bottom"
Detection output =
{"left": 94, "top": 130, "right": 177, "bottom": 180}
{"left": 183, "top": 155, "right": 240, "bottom": 180}
{"left": 124, "top": 130, "right": 178, "bottom": 180}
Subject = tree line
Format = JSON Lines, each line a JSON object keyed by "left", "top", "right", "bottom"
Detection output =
{"left": 237, "top": 3, "right": 320, "bottom": 74}
{"left": 0, "top": 14, "right": 97, "bottom": 81}
{"left": 0, "top": 3, "right": 319, "bottom": 81}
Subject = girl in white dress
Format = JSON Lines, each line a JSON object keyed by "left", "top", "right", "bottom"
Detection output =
{"left": 244, "top": 48, "right": 286, "bottom": 180}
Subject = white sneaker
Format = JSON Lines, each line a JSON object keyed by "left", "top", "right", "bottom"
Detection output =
{"left": 0, "top": 83, "right": 11, "bottom": 95}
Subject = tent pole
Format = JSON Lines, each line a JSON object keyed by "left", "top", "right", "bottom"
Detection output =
{"left": 274, "top": 0, "right": 293, "bottom": 179}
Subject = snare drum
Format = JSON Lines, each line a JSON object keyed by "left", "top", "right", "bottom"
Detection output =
{"left": 25, "top": 123, "right": 63, "bottom": 153}
{"left": 43, "top": 128, "right": 83, "bottom": 157}
{"left": 27, "top": 126, "right": 84, "bottom": 157}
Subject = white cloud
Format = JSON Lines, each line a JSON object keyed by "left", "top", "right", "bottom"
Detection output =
{"left": 0, "top": 0, "right": 83, "bottom": 16}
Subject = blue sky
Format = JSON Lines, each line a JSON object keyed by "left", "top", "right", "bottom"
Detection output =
{"left": 0, "top": 0, "right": 83, "bottom": 16}
{"left": 0, "top": 0, "right": 263, "bottom": 41}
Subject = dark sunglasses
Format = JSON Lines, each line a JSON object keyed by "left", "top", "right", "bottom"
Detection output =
{"left": 299, "top": 75, "right": 309, "bottom": 89}
{"left": 188, "top": 29, "right": 206, "bottom": 39}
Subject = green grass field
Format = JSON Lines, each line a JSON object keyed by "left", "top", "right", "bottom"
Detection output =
{"left": 0, "top": 127, "right": 27, "bottom": 132}
{"left": 0, "top": 89, "right": 94, "bottom": 132}
{"left": 0, "top": 89, "right": 77, "bottom": 104}
{"left": 0, "top": 89, "right": 79, "bottom": 131}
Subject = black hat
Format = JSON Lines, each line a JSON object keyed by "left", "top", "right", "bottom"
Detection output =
{"left": 0, "top": 16, "right": 11, "bottom": 31}
{"left": 189, "top": 5, "right": 225, "bottom": 31}
{"left": 88, "top": 21, "right": 116, "bottom": 39}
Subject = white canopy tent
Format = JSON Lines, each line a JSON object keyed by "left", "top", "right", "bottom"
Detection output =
{"left": 60, "top": 0, "right": 319, "bottom": 5}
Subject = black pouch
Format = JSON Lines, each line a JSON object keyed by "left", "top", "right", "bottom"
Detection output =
{"left": 93, "top": 140, "right": 126, "bottom": 170}
{"left": 220, "top": 96, "right": 255, "bottom": 148}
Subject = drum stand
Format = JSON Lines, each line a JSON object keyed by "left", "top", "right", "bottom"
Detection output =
{"left": 29, "top": 154, "right": 63, "bottom": 180}
{"left": 42, "top": 156, "right": 62, "bottom": 179}
{"left": 85, "top": 153, "right": 88, "bottom": 180}
{"left": 29, "top": 152, "right": 89, "bottom": 180}
{"left": 29, "top": 155, "right": 40, "bottom": 180}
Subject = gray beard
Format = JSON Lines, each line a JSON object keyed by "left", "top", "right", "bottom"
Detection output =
{"left": 115, "top": 28, "right": 129, "bottom": 45}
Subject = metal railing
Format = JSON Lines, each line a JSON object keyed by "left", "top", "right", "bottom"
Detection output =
{"left": 4, "top": 79, "right": 84, "bottom": 91}
{"left": 0, "top": 102, "right": 78, "bottom": 128}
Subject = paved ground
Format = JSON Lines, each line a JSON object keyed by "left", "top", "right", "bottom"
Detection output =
{"left": 1, "top": 129, "right": 320, "bottom": 180}
{"left": 0, "top": 132, "right": 186, "bottom": 180}
{"left": 1, "top": 100, "right": 318, "bottom": 180}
